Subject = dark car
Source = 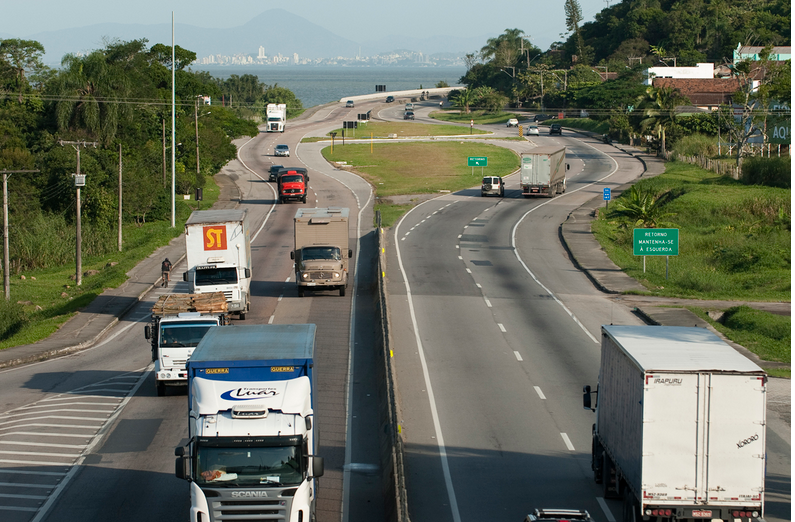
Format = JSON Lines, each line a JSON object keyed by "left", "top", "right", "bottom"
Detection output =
{"left": 549, "top": 123, "right": 563, "bottom": 135}
{"left": 404, "top": 111, "right": 415, "bottom": 120}
{"left": 533, "top": 114, "right": 551, "bottom": 122}
{"left": 268, "top": 164, "right": 283, "bottom": 182}
{"left": 386, "top": 95, "right": 395, "bottom": 103}
{"left": 524, "top": 509, "right": 595, "bottom": 522}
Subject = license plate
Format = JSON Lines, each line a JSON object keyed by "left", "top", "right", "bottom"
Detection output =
{"left": 692, "top": 511, "right": 712, "bottom": 518}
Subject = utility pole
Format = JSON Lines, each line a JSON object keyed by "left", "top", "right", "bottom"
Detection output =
{"left": 195, "top": 97, "right": 200, "bottom": 178}
{"left": 118, "top": 144, "right": 123, "bottom": 252}
{"left": 2, "top": 169, "right": 39, "bottom": 300}
{"left": 162, "top": 117, "right": 167, "bottom": 187}
{"left": 171, "top": 11, "right": 176, "bottom": 228}
{"left": 58, "top": 139, "right": 97, "bottom": 286}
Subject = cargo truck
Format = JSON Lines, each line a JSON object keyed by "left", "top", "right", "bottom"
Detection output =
{"left": 175, "top": 324, "right": 324, "bottom": 522}
{"left": 291, "top": 207, "right": 352, "bottom": 297}
{"left": 277, "top": 167, "right": 309, "bottom": 204}
{"left": 144, "top": 292, "right": 230, "bottom": 396}
{"left": 266, "top": 103, "right": 287, "bottom": 132}
{"left": 583, "top": 326, "right": 767, "bottom": 522}
{"left": 183, "top": 209, "right": 252, "bottom": 319}
{"left": 520, "top": 146, "right": 569, "bottom": 197}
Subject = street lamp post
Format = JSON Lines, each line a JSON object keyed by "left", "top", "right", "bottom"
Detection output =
{"left": 58, "top": 140, "right": 97, "bottom": 286}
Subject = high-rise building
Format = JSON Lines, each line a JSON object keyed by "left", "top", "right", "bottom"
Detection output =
{"left": 258, "top": 46, "right": 266, "bottom": 59}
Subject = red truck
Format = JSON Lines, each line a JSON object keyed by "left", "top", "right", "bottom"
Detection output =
{"left": 277, "top": 167, "right": 310, "bottom": 204}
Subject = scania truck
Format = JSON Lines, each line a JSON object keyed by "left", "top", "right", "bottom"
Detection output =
{"left": 175, "top": 324, "right": 323, "bottom": 522}
{"left": 144, "top": 292, "right": 230, "bottom": 396}
{"left": 583, "top": 326, "right": 767, "bottom": 522}
{"left": 291, "top": 207, "right": 352, "bottom": 297}
{"left": 266, "top": 103, "right": 286, "bottom": 132}
{"left": 520, "top": 146, "right": 568, "bottom": 196}
{"left": 183, "top": 209, "right": 251, "bottom": 319}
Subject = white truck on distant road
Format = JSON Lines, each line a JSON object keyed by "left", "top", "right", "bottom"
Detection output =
{"left": 520, "top": 146, "right": 568, "bottom": 196}
{"left": 183, "top": 209, "right": 251, "bottom": 319}
{"left": 266, "top": 103, "right": 287, "bottom": 132}
{"left": 174, "top": 324, "right": 324, "bottom": 522}
{"left": 291, "top": 207, "right": 352, "bottom": 297}
{"left": 583, "top": 325, "right": 767, "bottom": 522}
{"left": 144, "top": 292, "right": 230, "bottom": 396}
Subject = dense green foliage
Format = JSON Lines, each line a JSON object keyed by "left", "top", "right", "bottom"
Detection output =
{"left": 593, "top": 161, "right": 790, "bottom": 301}
{"left": 0, "top": 37, "right": 298, "bottom": 273}
{"left": 741, "top": 155, "right": 791, "bottom": 188}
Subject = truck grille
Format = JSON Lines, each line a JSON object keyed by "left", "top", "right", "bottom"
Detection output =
{"left": 210, "top": 497, "right": 291, "bottom": 521}
{"left": 284, "top": 188, "right": 302, "bottom": 194}
{"left": 309, "top": 271, "right": 337, "bottom": 280}
{"left": 223, "top": 291, "right": 234, "bottom": 300}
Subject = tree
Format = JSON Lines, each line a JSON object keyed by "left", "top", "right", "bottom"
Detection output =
{"left": 0, "top": 39, "right": 46, "bottom": 103}
{"left": 565, "top": 0, "right": 587, "bottom": 64}
{"left": 638, "top": 86, "right": 690, "bottom": 154}
{"left": 609, "top": 185, "right": 677, "bottom": 228}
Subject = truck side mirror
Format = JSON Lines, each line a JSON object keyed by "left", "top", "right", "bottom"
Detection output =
{"left": 144, "top": 325, "right": 151, "bottom": 340}
{"left": 309, "top": 456, "right": 324, "bottom": 478}
{"left": 305, "top": 417, "right": 312, "bottom": 430}
{"left": 583, "top": 385, "right": 594, "bottom": 411}
{"left": 175, "top": 447, "right": 190, "bottom": 480}
{"left": 290, "top": 252, "right": 295, "bottom": 260}
{"left": 183, "top": 272, "right": 188, "bottom": 282}
{"left": 348, "top": 249, "right": 352, "bottom": 259}
{"left": 244, "top": 268, "right": 251, "bottom": 279}
{"left": 566, "top": 163, "right": 571, "bottom": 171}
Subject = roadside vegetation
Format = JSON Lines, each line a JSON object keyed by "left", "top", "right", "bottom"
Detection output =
{"left": 317, "top": 121, "right": 488, "bottom": 139}
{"left": 429, "top": 110, "right": 518, "bottom": 125}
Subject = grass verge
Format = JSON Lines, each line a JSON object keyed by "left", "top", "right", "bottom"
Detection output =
{"left": 430, "top": 110, "right": 519, "bottom": 125}
{"left": 313, "top": 121, "right": 488, "bottom": 139}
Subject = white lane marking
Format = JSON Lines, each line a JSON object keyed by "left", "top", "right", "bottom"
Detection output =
{"left": 458, "top": 256, "right": 462, "bottom": 260}
{"left": 458, "top": 234, "right": 462, "bottom": 238}
{"left": 394, "top": 203, "right": 463, "bottom": 522}
{"left": 484, "top": 298, "right": 492, "bottom": 308}
{"left": 475, "top": 283, "right": 482, "bottom": 288}
{"left": 278, "top": 295, "right": 283, "bottom": 301}
{"left": 560, "top": 433, "right": 575, "bottom": 451}
{"left": 510, "top": 144, "right": 620, "bottom": 345}
{"left": 514, "top": 351, "right": 523, "bottom": 361}
{"left": 268, "top": 316, "right": 275, "bottom": 324}
{"left": 466, "top": 268, "right": 472, "bottom": 274}
{"left": 285, "top": 277, "right": 291, "bottom": 282}
{"left": 597, "top": 497, "right": 617, "bottom": 522}
{"left": 534, "top": 386, "right": 546, "bottom": 399}
{"left": 455, "top": 245, "right": 459, "bottom": 249}
{"left": 498, "top": 323, "right": 506, "bottom": 332}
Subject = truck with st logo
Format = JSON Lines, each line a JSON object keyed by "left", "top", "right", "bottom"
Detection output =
{"left": 582, "top": 325, "right": 767, "bottom": 522}
{"left": 145, "top": 292, "right": 230, "bottom": 396}
{"left": 183, "top": 209, "right": 252, "bottom": 320}
{"left": 175, "top": 324, "right": 324, "bottom": 522}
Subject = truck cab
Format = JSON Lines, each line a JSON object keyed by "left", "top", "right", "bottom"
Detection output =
{"left": 291, "top": 208, "right": 352, "bottom": 297}
{"left": 278, "top": 168, "right": 309, "bottom": 204}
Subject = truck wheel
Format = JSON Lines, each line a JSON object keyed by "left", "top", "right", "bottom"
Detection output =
{"left": 239, "top": 312, "right": 246, "bottom": 320}
{"left": 622, "top": 489, "right": 640, "bottom": 522}
{"left": 592, "top": 431, "right": 603, "bottom": 484}
{"left": 156, "top": 381, "right": 166, "bottom": 397}
{"left": 302, "top": 194, "right": 307, "bottom": 203}
{"left": 339, "top": 286, "right": 346, "bottom": 297}
{"left": 298, "top": 288, "right": 305, "bottom": 297}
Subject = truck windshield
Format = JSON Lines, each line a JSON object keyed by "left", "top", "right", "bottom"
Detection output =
{"left": 267, "top": 117, "right": 281, "bottom": 121}
{"left": 196, "top": 444, "right": 303, "bottom": 486}
{"left": 280, "top": 175, "right": 303, "bottom": 184}
{"left": 160, "top": 323, "right": 215, "bottom": 348}
{"left": 195, "top": 267, "right": 238, "bottom": 286}
{"left": 302, "top": 246, "right": 341, "bottom": 261}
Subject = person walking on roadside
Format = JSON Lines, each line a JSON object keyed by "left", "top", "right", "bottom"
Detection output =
{"left": 161, "top": 258, "right": 172, "bottom": 287}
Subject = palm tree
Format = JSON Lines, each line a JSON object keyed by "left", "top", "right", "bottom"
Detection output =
{"left": 638, "top": 86, "right": 689, "bottom": 154}
{"left": 610, "top": 185, "right": 677, "bottom": 228}
{"left": 454, "top": 88, "right": 477, "bottom": 114}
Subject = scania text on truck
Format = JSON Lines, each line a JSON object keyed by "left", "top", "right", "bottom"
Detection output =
{"left": 291, "top": 207, "right": 352, "bottom": 297}
{"left": 278, "top": 167, "right": 309, "bottom": 204}
{"left": 583, "top": 325, "right": 767, "bottom": 522}
{"left": 520, "top": 146, "right": 569, "bottom": 197}
{"left": 144, "top": 292, "right": 230, "bottom": 396}
{"left": 174, "top": 324, "right": 324, "bottom": 522}
{"left": 266, "top": 103, "right": 286, "bottom": 132}
{"left": 183, "top": 209, "right": 252, "bottom": 319}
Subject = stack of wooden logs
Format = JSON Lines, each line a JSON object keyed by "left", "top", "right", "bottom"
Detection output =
{"left": 151, "top": 292, "right": 228, "bottom": 314}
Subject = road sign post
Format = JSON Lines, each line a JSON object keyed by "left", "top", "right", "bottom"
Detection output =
{"left": 603, "top": 187, "right": 611, "bottom": 209}
{"left": 633, "top": 228, "right": 679, "bottom": 279}
{"left": 468, "top": 156, "right": 487, "bottom": 176}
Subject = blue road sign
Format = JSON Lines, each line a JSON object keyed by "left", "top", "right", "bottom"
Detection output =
{"left": 603, "top": 188, "right": 611, "bottom": 201}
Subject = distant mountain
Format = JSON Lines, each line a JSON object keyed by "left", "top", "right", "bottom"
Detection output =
{"left": 13, "top": 9, "right": 480, "bottom": 66}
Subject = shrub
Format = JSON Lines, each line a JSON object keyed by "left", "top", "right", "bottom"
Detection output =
{"left": 671, "top": 133, "right": 718, "bottom": 157}
{"left": 741, "top": 156, "right": 791, "bottom": 188}
{"left": 0, "top": 300, "right": 28, "bottom": 341}
{"left": 723, "top": 305, "right": 791, "bottom": 342}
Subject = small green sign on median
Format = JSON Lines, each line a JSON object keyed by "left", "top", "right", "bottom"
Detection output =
{"left": 633, "top": 228, "right": 679, "bottom": 256}
{"left": 468, "top": 156, "right": 488, "bottom": 167}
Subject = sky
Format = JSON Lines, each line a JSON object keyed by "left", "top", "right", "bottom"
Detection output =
{"left": 0, "top": 0, "right": 612, "bottom": 52}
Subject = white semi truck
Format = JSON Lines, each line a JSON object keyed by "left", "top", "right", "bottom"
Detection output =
{"left": 175, "top": 324, "right": 324, "bottom": 522}
{"left": 144, "top": 292, "right": 230, "bottom": 396}
{"left": 291, "top": 207, "right": 352, "bottom": 297}
{"left": 520, "top": 146, "right": 569, "bottom": 196}
{"left": 266, "top": 103, "right": 287, "bottom": 132}
{"left": 183, "top": 209, "right": 252, "bottom": 319}
{"left": 583, "top": 325, "right": 767, "bottom": 522}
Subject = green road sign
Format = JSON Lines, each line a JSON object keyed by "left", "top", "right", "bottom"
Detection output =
{"left": 633, "top": 228, "right": 679, "bottom": 256}
{"left": 468, "top": 156, "right": 488, "bottom": 167}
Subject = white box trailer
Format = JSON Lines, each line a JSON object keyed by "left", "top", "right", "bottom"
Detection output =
{"left": 520, "top": 146, "right": 568, "bottom": 197}
{"left": 583, "top": 326, "right": 767, "bottom": 522}
{"left": 266, "top": 103, "right": 287, "bottom": 132}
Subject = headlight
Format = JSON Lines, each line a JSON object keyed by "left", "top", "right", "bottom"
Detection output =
{"left": 302, "top": 272, "right": 310, "bottom": 280}
{"left": 333, "top": 272, "right": 340, "bottom": 278}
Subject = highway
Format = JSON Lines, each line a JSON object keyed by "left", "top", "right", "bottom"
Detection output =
{"left": 0, "top": 95, "right": 788, "bottom": 522}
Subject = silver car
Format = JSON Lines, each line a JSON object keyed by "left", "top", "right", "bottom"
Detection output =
{"left": 274, "top": 144, "right": 290, "bottom": 157}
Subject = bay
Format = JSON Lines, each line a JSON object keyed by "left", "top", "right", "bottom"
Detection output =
{"left": 194, "top": 65, "right": 467, "bottom": 109}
